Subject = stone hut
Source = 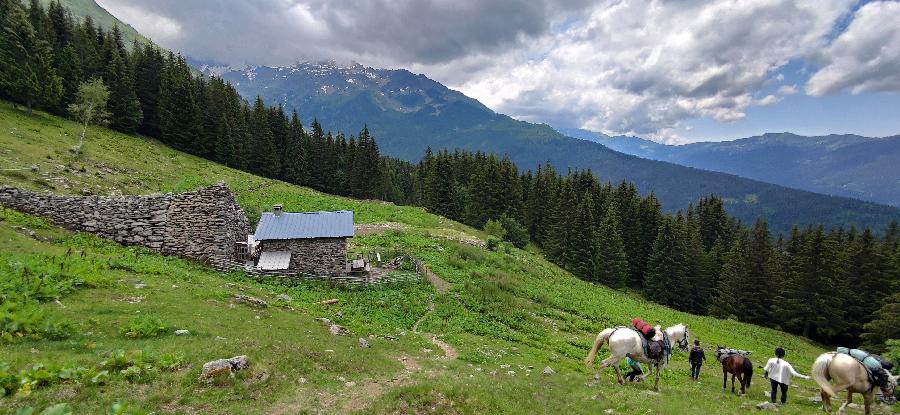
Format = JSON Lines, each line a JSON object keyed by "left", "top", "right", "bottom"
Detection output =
{"left": 253, "top": 206, "right": 353, "bottom": 276}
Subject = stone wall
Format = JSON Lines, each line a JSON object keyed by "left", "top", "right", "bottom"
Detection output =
{"left": 261, "top": 238, "right": 347, "bottom": 276}
{"left": 0, "top": 184, "right": 249, "bottom": 266}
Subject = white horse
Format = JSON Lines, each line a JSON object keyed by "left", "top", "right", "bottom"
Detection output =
{"left": 812, "top": 352, "right": 898, "bottom": 415}
{"left": 585, "top": 323, "right": 690, "bottom": 390}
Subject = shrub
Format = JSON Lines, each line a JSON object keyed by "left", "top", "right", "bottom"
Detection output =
{"left": 119, "top": 316, "right": 170, "bottom": 339}
{"left": 120, "top": 364, "right": 156, "bottom": 383}
{"left": 0, "top": 362, "right": 19, "bottom": 397}
{"left": 158, "top": 352, "right": 187, "bottom": 371}
{"left": 498, "top": 215, "right": 529, "bottom": 249}
{"left": 486, "top": 238, "right": 500, "bottom": 252}
{"left": 482, "top": 220, "right": 506, "bottom": 239}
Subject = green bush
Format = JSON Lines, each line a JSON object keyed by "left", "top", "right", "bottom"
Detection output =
{"left": 498, "top": 214, "right": 529, "bottom": 249}
{"left": 482, "top": 220, "right": 506, "bottom": 239}
{"left": 158, "top": 352, "right": 187, "bottom": 371}
{"left": 486, "top": 238, "right": 500, "bottom": 251}
{"left": 119, "top": 316, "right": 170, "bottom": 339}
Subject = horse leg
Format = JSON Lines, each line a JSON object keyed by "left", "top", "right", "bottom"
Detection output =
{"left": 731, "top": 373, "right": 736, "bottom": 394}
{"left": 738, "top": 373, "right": 745, "bottom": 395}
{"left": 838, "top": 391, "right": 852, "bottom": 415}
{"left": 597, "top": 356, "right": 622, "bottom": 384}
{"left": 654, "top": 364, "right": 661, "bottom": 391}
{"left": 822, "top": 390, "right": 833, "bottom": 414}
{"left": 722, "top": 370, "right": 727, "bottom": 391}
{"left": 613, "top": 364, "right": 625, "bottom": 385}
{"left": 862, "top": 390, "right": 872, "bottom": 415}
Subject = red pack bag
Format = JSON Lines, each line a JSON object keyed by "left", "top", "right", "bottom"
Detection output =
{"left": 632, "top": 318, "right": 654, "bottom": 336}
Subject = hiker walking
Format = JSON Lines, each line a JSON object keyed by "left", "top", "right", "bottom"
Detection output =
{"left": 763, "top": 347, "right": 810, "bottom": 404}
{"left": 688, "top": 339, "right": 706, "bottom": 380}
{"left": 623, "top": 357, "right": 643, "bottom": 382}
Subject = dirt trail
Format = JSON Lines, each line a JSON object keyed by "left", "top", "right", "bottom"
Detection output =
{"left": 412, "top": 277, "right": 458, "bottom": 360}
{"left": 423, "top": 265, "right": 449, "bottom": 294}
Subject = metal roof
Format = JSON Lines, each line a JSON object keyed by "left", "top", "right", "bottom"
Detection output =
{"left": 254, "top": 210, "right": 354, "bottom": 240}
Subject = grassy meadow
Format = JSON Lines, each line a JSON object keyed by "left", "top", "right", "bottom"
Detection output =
{"left": 0, "top": 104, "right": 892, "bottom": 414}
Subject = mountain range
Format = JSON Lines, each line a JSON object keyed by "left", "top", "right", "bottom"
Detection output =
{"left": 558, "top": 128, "right": 900, "bottom": 207}
{"left": 198, "top": 61, "right": 899, "bottom": 233}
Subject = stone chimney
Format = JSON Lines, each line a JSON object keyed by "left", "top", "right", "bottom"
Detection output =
{"left": 273, "top": 204, "right": 283, "bottom": 216}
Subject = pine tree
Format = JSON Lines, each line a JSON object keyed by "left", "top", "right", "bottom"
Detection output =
{"left": 0, "top": 3, "right": 62, "bottom": 113}
{"left": 643, "top": 217, "right": 687, "bottom": 308}
{"left": 133, "top": 43, "right": 163, "bottom": 136}
{"left": 595, "top": 196, "right": 628, "bottom": 288}
{"left": 709, "top": 232, "right": 749, "bottom": 319}
{"left": 568, "top": 193, "right": 596, "bottom": 279}
{"left": 281, "top": 111, "right": 309, "bottom": 185}
{"left": 159, "top": 53, "right": 197, "bottom": 150}
{"left": 777, "top": 226, "right": 845, "bottom": 340}
{"left": 53, "top": 43, "right": 81, "bottom": 111}
{"left": 104, "top": 46, "right": 141, "bottom": 133}
{"left": 544, "top": 179, "right": 576, "bottom": 264}
{"left": 843, "top": 228, "right": 889, "bottom": 340}
{"left": 861, "top": 293, "right": 900, "bottom": 353}
{"left": 742, "top": 219, "right": 775, "bottom": 326}
{"left": 248, "top": 96, "right": 279, "bottom": 178}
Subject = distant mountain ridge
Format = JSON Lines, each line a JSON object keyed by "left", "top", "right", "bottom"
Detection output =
{"left": 196, "top": 61, "right": 900, "bottom": 233}
{"left": 559, "top": 128, "right": 900, "bottom": 207}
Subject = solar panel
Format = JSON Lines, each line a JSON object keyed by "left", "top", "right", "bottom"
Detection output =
{"left": 257, "top": 250, "right": 291, "bottom": 270}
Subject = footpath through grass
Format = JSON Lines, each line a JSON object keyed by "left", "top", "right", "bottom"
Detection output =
{"left": 1, "top": 104, "right": 890, "bottom": 414}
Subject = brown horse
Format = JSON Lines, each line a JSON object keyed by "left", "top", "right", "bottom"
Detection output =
{"left": 716, "top": 347, "right": 753, "bottom": 395}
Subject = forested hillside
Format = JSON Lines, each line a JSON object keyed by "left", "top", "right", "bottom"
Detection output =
{"left": 203, "top": 62, "right": 900, "bottom": 234}
{"left": 561, "top": 128, "right": 900, "bottom": 207}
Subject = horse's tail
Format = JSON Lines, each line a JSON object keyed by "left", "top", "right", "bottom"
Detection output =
{"left": 585, "top": 328, "right": 615, "bottom": 366}
{"left": 743, "top": 358, "right": 753, "bottom": 388}
{"left": 811, "top": 353, "right": 835, "bottom": 397}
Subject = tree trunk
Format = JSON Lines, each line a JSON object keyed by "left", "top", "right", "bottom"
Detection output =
{"left": 26, "top": 99, "right": 32, "bottom": 115}
{"left": 802, "top": 321, "right": 812, "bottom": 339}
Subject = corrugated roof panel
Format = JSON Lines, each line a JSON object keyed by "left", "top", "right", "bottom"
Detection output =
{"left": 254, "top": 210, "right": 354, "bottom": 240}
{"left": 257, "top": 250, "right": 291, "bottom": 270}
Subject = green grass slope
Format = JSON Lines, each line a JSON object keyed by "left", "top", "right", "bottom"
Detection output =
{"left": 0, "top": 105, "right": 888, "bottom": 414}
{"left": 42, "top": 0, "right": 150, "bottom": 46}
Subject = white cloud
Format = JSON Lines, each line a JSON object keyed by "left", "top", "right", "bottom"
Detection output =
{"left": 806, "top": 1, "right": 900, "bottom": 96}
{"left": 456, "top": 0, "right": 853, "bottom": 141}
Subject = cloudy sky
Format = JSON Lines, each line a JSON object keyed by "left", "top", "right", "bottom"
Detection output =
{"left": 97, "top": 0, "right": 900, "bottom": 143}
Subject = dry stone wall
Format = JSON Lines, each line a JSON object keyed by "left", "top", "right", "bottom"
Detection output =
{"left": 0, "top": 184, "right": 249, "bottom": 266}
{"left": 262, "top": 238, "right": 347, "bottom": 276}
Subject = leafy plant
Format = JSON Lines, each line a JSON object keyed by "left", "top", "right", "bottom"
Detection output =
{"left": 158, "top": 352, "right": 187, "bottom": 371}
{"left": 119, "top": 316, "right": 170, "bottom": 338}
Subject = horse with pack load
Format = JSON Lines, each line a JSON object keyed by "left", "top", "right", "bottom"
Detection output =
{"left": 584, "top": 318, "right": 690, "bottom": 391}
{"left": 812, "top": 347, "right": 899, "bottom": 415}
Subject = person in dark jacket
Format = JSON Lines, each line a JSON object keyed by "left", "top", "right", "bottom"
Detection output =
{"left": 689, "top": 339, "right": 706, "bottom": 380}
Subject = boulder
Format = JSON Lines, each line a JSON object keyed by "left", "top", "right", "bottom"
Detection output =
{"left": 234, "top": 294, "right": 268, "bottom": 308}
{"left": 755, "top": 402, "right": 778, "bottom": 411}
{"left": 543, "top": 366, "right": 555, "bottom": 375}
{"left": 277, "top": 293, "right": 293, "bottom": 302}
{"left": 329, "top": 324, "right": 349, "bottom": 336}
{"left": 359, "top": 338, "right": 370, "bottom": 348}
{"left": 175, "top": 329, "right": 190, "bottom": 336}
{"left": 199, "top": 355, "right": 250, "bottom": 382}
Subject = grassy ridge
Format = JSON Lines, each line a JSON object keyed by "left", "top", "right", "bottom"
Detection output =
{"left": 0, "top": 105, "right": 887, "bottom": 413}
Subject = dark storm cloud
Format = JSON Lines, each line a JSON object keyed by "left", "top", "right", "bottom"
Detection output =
{"left": 98, "top": 0, "right": 594, "bottom": 66}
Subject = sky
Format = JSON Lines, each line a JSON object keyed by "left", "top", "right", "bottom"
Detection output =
{"left": 96, "top": 0, "right": 900, "bottom": 144}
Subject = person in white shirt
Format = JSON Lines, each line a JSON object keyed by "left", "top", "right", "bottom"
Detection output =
{"left": 763, "top": 347, "right": 810, "bottom": 404}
